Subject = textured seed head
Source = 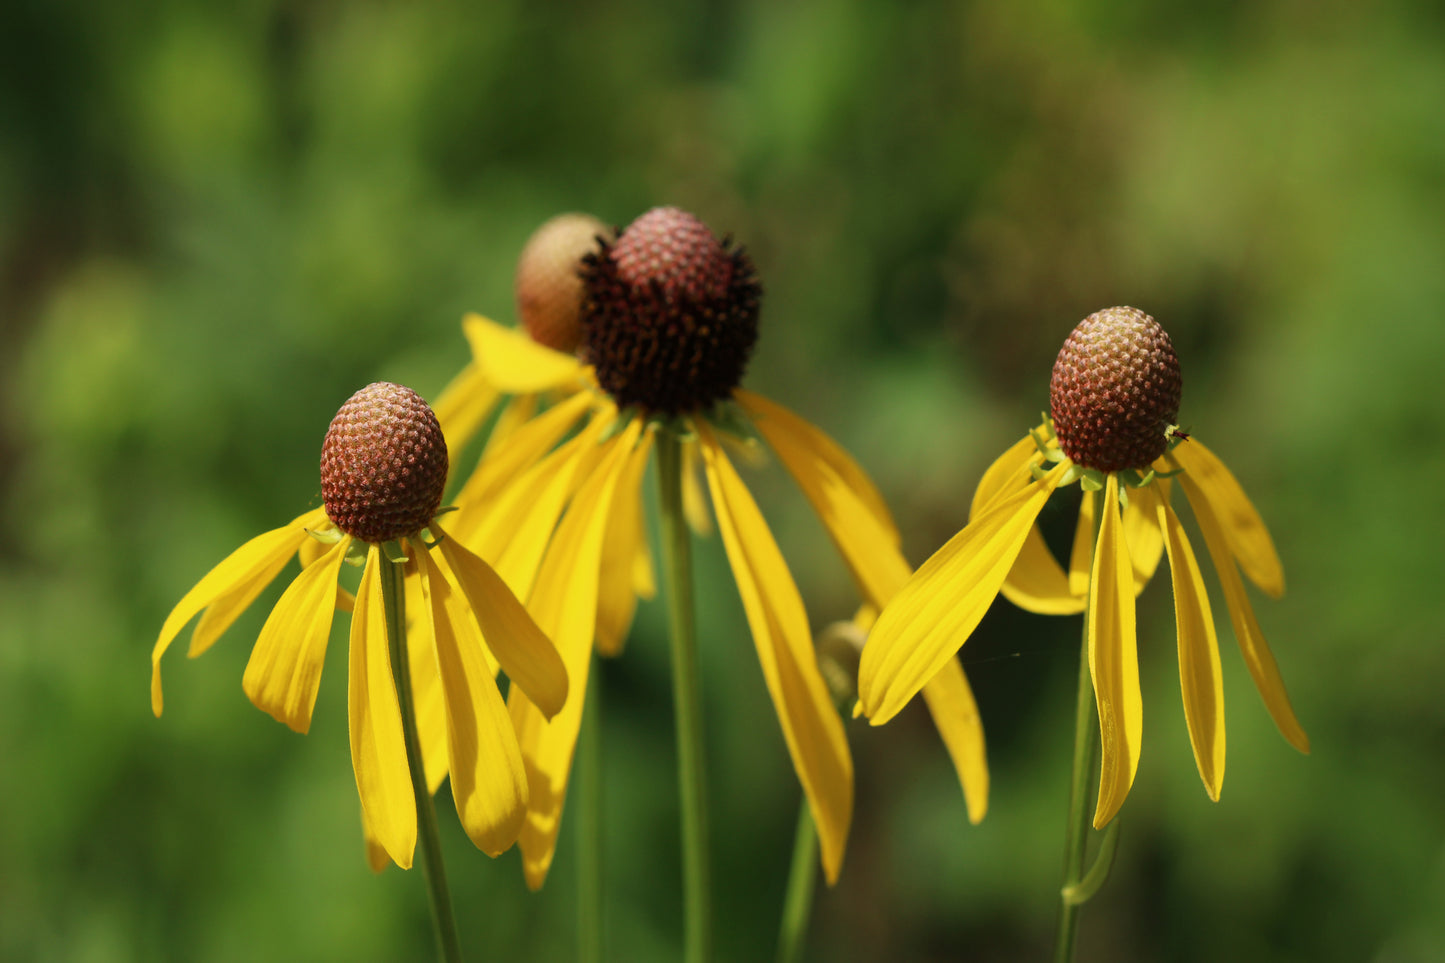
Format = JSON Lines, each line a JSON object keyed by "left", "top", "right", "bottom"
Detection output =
{"left": 580, "top": 206, "right": 761, "bottom": 413}
{"left": 1050, "top": 307, "right": 1182, "bottom": 472}
{"left": 515, "top": 213, "right": 613, "bottom": 353}
{"left": 320, "top": 383, "right": 448, "bottom": 542}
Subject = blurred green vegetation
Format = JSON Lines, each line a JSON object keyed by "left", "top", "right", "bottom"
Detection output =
{"left": 3, "top": 0, "right": 1444, "bottom": 960}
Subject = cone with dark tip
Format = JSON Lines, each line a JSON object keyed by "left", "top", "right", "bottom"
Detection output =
{"left": 516, "top": 213, "right": 612, "bottom": 353}
{"left": 580, "top": 206, "right": 761, "bottom": 414}
{"left": 1050, "top": 306, "right": 1181, "bottom": 472}
{"left": 321, "top": 382, "right": 449, "bottom": 543}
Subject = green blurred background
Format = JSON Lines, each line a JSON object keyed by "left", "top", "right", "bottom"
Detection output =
{"left": 3, "top": 0, "right": 1443, "bottom": 960}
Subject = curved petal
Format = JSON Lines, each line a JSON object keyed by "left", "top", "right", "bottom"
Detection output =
{"left": 859, "top": 465, "right": 1065, "bottom": 724}
{"left": 700, "top": 427, "right": 853, "bottom": 884}
{"left": 920, "top": 658, "right": 989, "bottom": 824}
{"left": 436, "top": 531, "right": 568, "bottom": 720}
{"left": 151, "top": 513, "right": 314, "bottom": 716}
{"left": 511, "top": 424, "right": 641, "bottom": 890}
{"left": 404, "top": 563, "right": 450, "bottom": 794}
{"left": 240, "top": 536, "right": 349, "bottom": 733}
{"left": 418, "top": 547, "right": 528, "bottom": 856}
{"left": 1178, "top": 474, "right": 1309, "bottom": 753}
{"left": 348, "top": 547, "right": 417, "bottom": 868}
{"left": 432, "top": 361, "right": 501, "bottom": 457}
{"left": 480, "top": 394, "right": 540, "bottom": 462}
{"left": 362, "top": 808, "right": 391, "bottom": 874}
{"left": 736, "top": 389, "right": 898, "bottom": 543}
{"left": 450, "top": 389, "right": 594, "bottom": 517}
{"left": 596, "top": 430, "right": 656, "bottom": 657}
{"left": 1157, "top": 496, "right": 1225, "bottom": 800}
{"left": 462, "top": 313, "right": 587, "bottom": 394}
{"left": 1069, "top": 487, "right": 1096, "bottom": 598}
{"left": 1123, "top": 484, "right": 1165, "bottom": 594}
{"left": 1088, "top": 477, "right": 1142, "bottom": 829}
{"left": 745, "top": 392, "right": 911, "bottom": 608}
{"left": 1171, "top": 439, "right": 1284, "bottom": 597}
{"left": 969, "top": 434, "right": 1038, "bottom": 517}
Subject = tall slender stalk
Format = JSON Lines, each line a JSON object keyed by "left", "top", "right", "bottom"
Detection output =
{"left": 1054, "top": 594, "right": 1101, "bottom": 963}
{"left": 657, "top": 430, "right": 712, "bottom": 963}
{"left": 775, "top": 801, "right": 819, "bottom": 963}
{"left": 379, "top": 549, "right": 463, "bottom": 963}
{"left": 577, "top": 659, "right": 604, "bottom": 963}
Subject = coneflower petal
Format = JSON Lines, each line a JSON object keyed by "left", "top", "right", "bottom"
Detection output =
{"left": 1088, "top": 475, "right": 1142, "bottom": 829}
{"left": 1171, "top": 439, "right": 1285, "bottom": 598}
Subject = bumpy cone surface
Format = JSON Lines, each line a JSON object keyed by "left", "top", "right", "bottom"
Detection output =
{"left": 1050, "top": 306, "right": 1181, "bottom": 472}
{"left": 516, "top": 212, "right": 612, "bottom": 353}
{"left": 581, "top": 206, "right": 761, "bottom": 413}
{"left": 321, "top": 382, "right": 449, "bottom": 542}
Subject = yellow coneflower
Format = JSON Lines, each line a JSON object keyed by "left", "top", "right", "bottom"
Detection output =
{"left": 859, "top": 306, "right": 1308, "bottom": 830}
{"left": 436, "top": 207, "right": 989, "bottom": 894}
{"left": 151, "top": 382, "right": 568, "bottom": 867}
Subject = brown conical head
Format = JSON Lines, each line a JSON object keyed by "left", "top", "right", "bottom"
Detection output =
{"left": 320, "top": 382, "right": 448, "bottom": 542}
{"left": 580, "top": 206, "right": 761, "bottom": 414}
{"left": 1049, "top": 306, "right": 1181, "bottom": 472}
{"left": 515, "top": 213, "right": 612, "bottom": 353}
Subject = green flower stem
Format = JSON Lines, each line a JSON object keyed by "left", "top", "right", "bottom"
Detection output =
{"left": 1054, "top": 612, "right": 1101, "bottom": 963}
{"left": 380, "top": 549, "right": 463, "bottom": 963}
{"left": 577, "top": 658, "right": 603, "bottom": 963}
{"left": 775, "top": 800, "right": 819, "bottom": 963}
{"left": 657, "top": 430, "right": 713, "bottom": 963}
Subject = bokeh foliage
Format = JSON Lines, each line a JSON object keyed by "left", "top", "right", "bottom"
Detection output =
{"left": 3, "top": 0, "right": 1444, "bottom": 960}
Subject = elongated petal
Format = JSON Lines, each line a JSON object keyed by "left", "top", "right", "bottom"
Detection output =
{"left": 1179, "top": 474, "right": 1309, "bottom": 752}
{"left": 1088, "top": 477, "right": 1142, "bottom": 829}
{"left": 450, "top": 390, "right": 594, "bottom": 515}
{"left": 418, "top": 548, "right": 528, "bottom": 855}
{"left": 432, "top": 361, "right": 501, "bottom": 456}
{"left": 700, "top": 427, "right": 853, "bottom": 883}
{"left": 437, "top": 532, "right": 568, "bottom": 720}
{"left": 480, "top": 394, "right": 540, "bottom": 462}
{"left": 681, "top": 436, "right": 713, "bottom": 536}
{"left": 971, "top": 436, "right": 1082, "bottom": 614}
{"left": 737, "top": 389, "right": 899, "bottom": 543}
{"left": 746, "top": 393, "right": 910, "bottom": 607}
{"left": 512, "top": 424, "right": 641, "bottom": 889}
{"left": 1172, "top": 439, "right": 1284, "bottom": 597}
{"left": 1123, "top": 485, "right": 1165, "bottom": 593}
{"left": 1069, "top": 487, "right": 1096, "bottom": 598}
{"left": 920, "top": 658, "right": 989, "bottom": 824}
{"left": 362, "top": 809, "right": 390, "bottom": 874}
{"left": 241, "top": 537, "right": 349, "bottom": 733}
{"left": 860, "top": 465, "right": 1065, "bottom": 724}
{"left": 1157, "top": 496, "right": 1225, "bottom": 799}
{"left": 462, "top": 313, "right": 587, "bottom": 393}
{"left": 596, "top": 430, "right": 656, "bottom": 656}
{"left": 152, "top": 513, "right": 314, "bottom": 715}
{"left": 404, "top": 564, "right": 450, "bottom": 794}
{"left": 348, "top": 547, "right": 417, "bottom": 868}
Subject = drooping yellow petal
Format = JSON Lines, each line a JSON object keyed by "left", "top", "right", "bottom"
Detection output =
{"left": 972, "top": 434, "right": 1082, "bottom": 614}
{"left": 417, "top": 546, "right": 528, "bottom": 856}
{"left": 450, "top": 389, "right": 594, "bottom": 516}
{"left": 151, "top": 512, "right": 315, "bottom": 716}
{"left": 240, "top": 537, "right": 349, "bottom": 733}
{"left": 480, "top": 393, "right": 540, "bottom": 463}
{"left": 1088, "top": 476, "right": 1142, "bottom": 829}
{"left": 920, "top": 658, "right": 989, "bottom": 824}
{"left": 1069, "top": 487, "right": 1096, "bottom": 598}
{"left": 436, "top": 530, "right": 568, "bottom": 721}
{"left": 859, "top": 465, "right": 1065, "bottom": 724}
{"left": 1178, "top": 473, "right": 1309, "bottom": 753}
{"left": 596, "top": 430, "right": 656, "bottom": 657}
{"left": 736, "top": 389, "right": 899, "bottom": 544}
{"left": 681, "top": 436, "right": 713, "bottom": 536}
{"left": 347, "top": 547, "right": 417, "bottom": 868}
{"left": 745, "top": 391, "right": 910, "bottom": 607}
{"left": 1171, "top": 439, "right": 1285, "bottom": 598}
{"left": 404, "top": 563, "right": 450, "bottom": 794}
{"left": 462, "top": 313, "right": 587, "bottom": 394}
{"left": 699, "top": 426, "right": 853, "bottom": 884}
{"left": 1157, "top": 495, "right": 1226, "bottom": 800}
{"left": 1123, "top": 482, "right": 1166, "bottom": 594}
{"left": 432, "top": 360, "right": 501, "bottom": 457}
{"left": 511, "top": 424, "right": 641, "bottom": 890}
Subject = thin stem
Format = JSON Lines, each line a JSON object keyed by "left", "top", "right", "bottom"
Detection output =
{"left": 775, "top": 800, "right": 819, "bottom": 963}
{"left": 657, "top": 430, "right": 712, "bottom": 963}
{"left": 577, "top": 658, "right": 603, "bottom": 963}
{"left": 1054, "top": 608, "right": 1099, "bottom": 963}
{"left": 380, "top": 548, "right": 463, "bottom": 963}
